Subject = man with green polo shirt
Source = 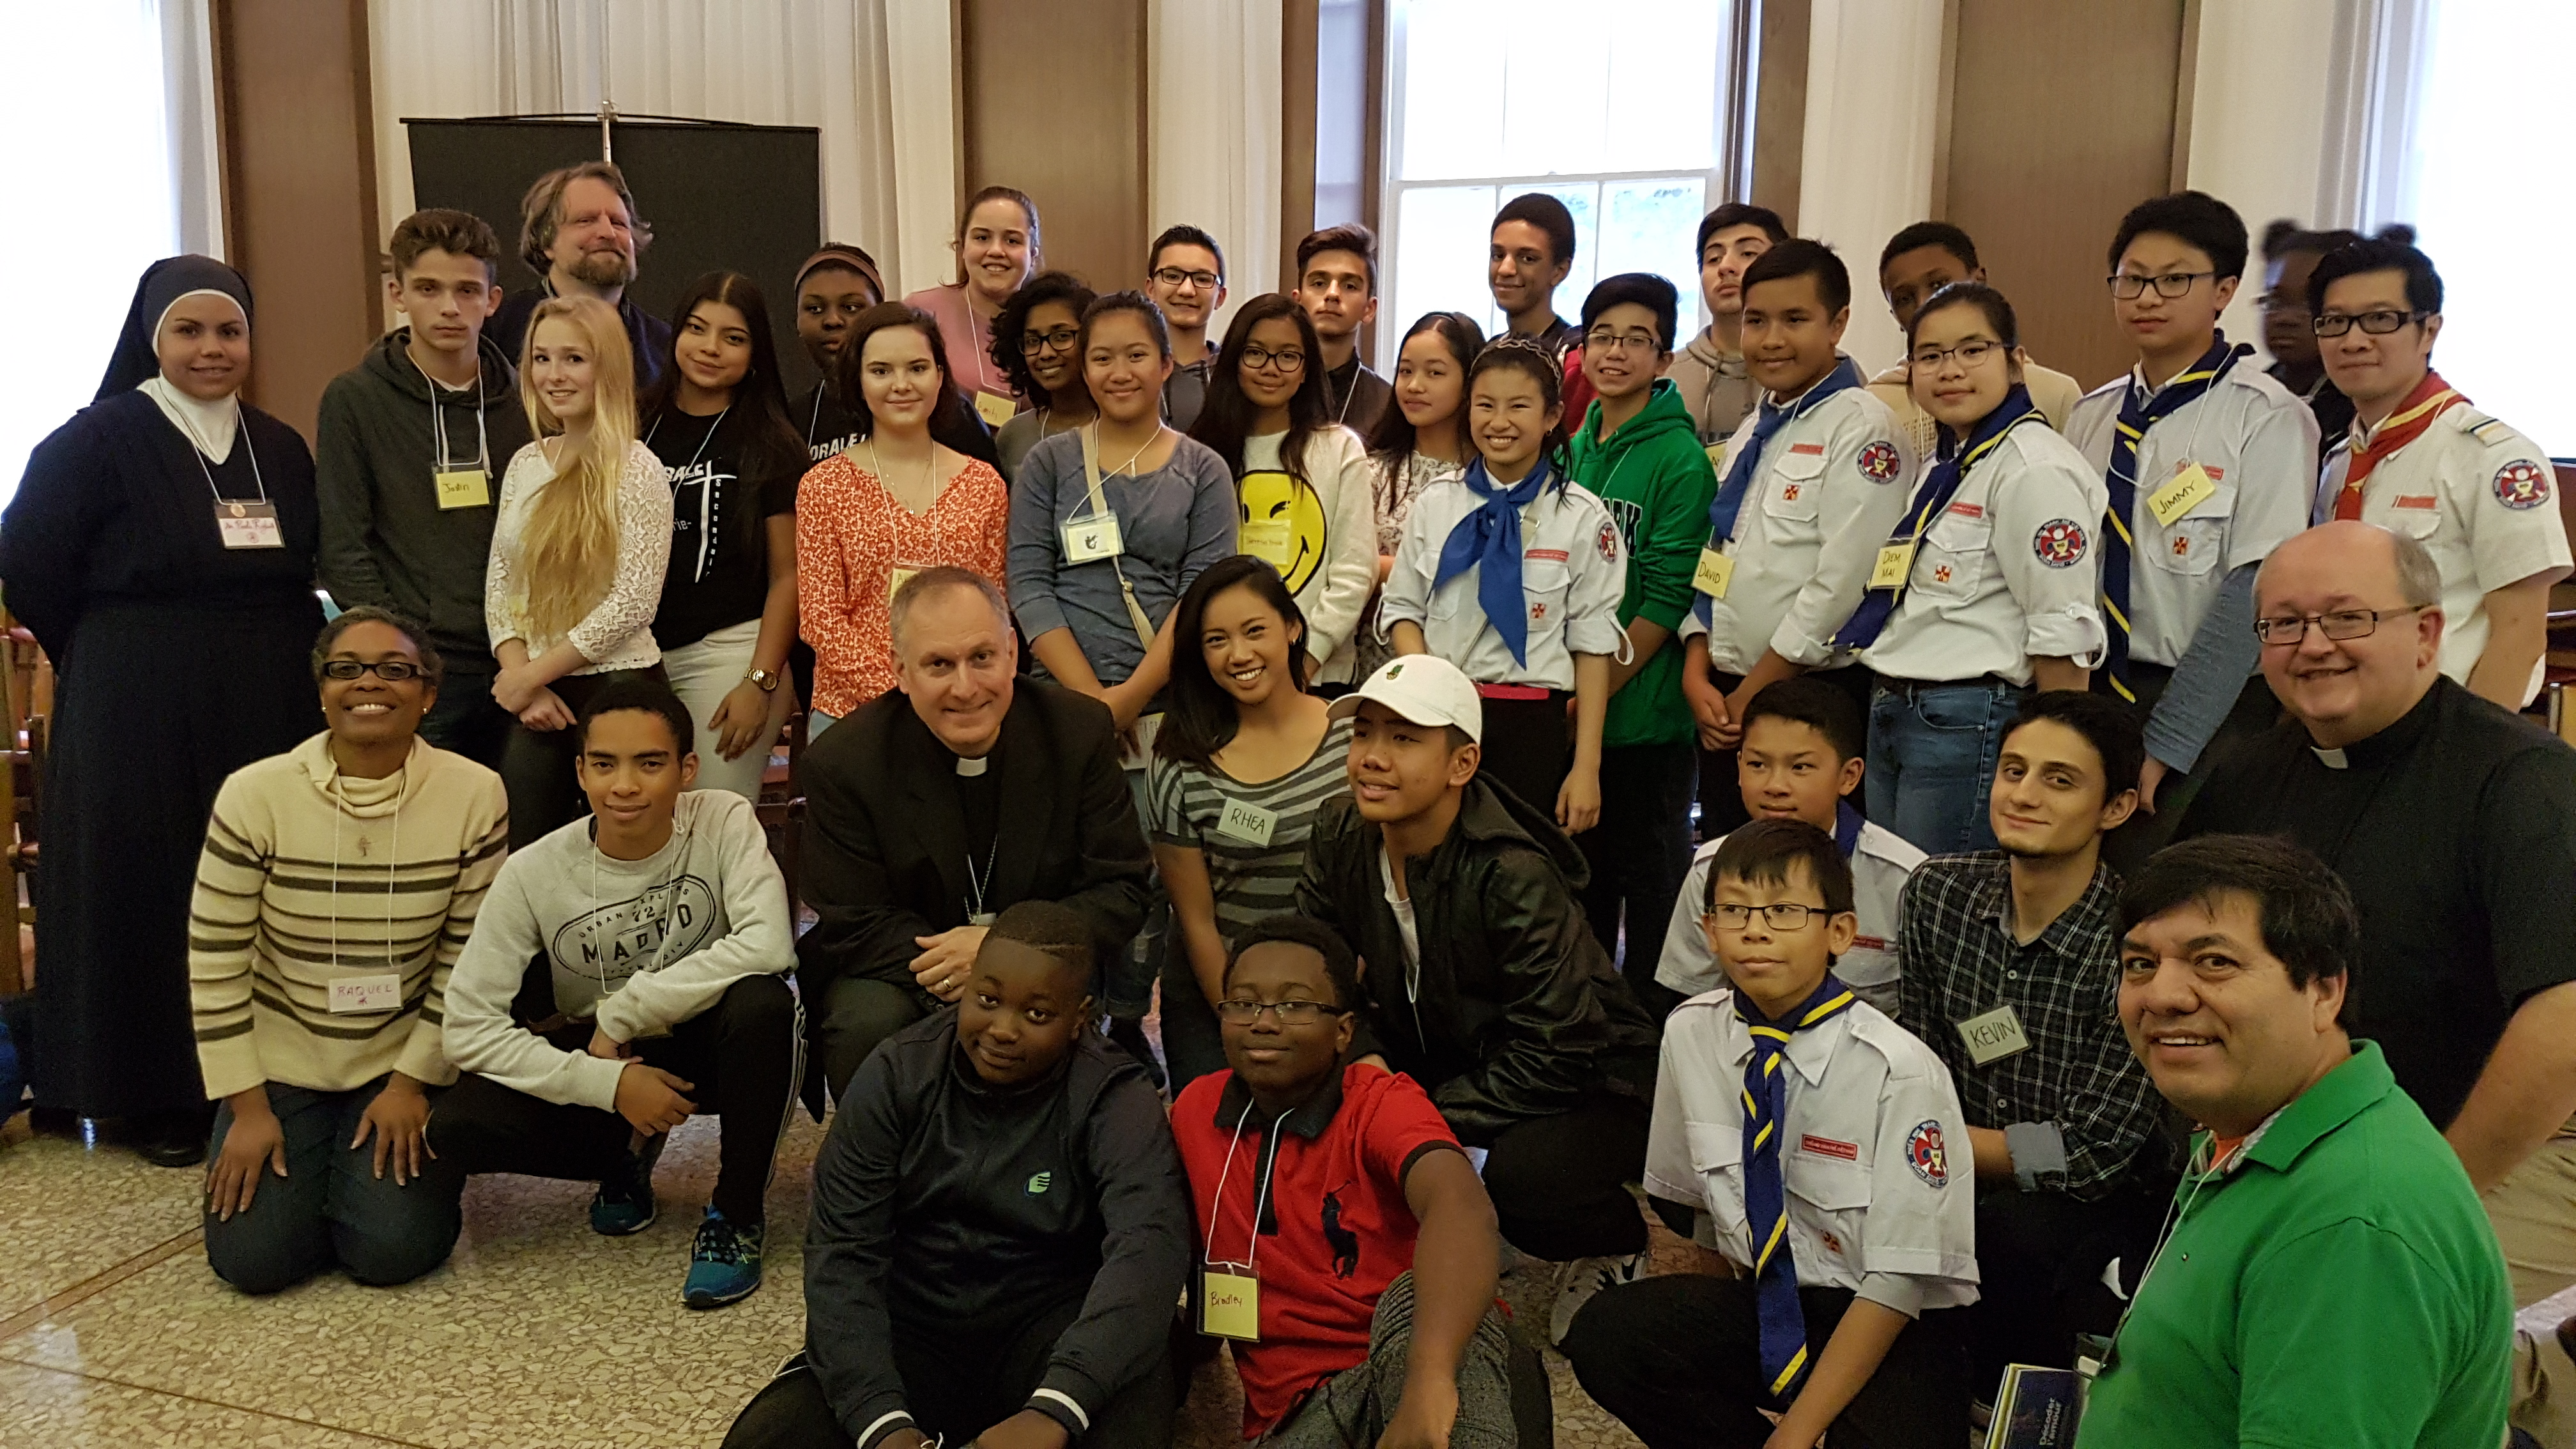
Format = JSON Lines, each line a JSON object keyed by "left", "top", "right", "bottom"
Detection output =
{"left": 2082, "top": 834, "right": 2511, "bottom": 1449}
{"left": 1569, "top": 271, "right": 1722, "bottom": 1015}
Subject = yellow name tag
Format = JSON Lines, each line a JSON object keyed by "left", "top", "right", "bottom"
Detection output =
{"left": 886, "top": 565, "right": 920, "bottom": 604}
{"left": 1693, "top": 546, "right": 1735, "bottom": 599}
{"left": 1956, "top": 1002, "right": 2032, "bottom": 1067}
{"left": 1705, "top": 442, "right": 1730, "bottom": 470}
{"left": 1200, "top": 1268, "right": 1261, "bottom": 1341}
{"left": 2146, "top": 463, "right": 2217, "bottom": 527}
{"left": 328, "top": 974, "right": 403, "bottom": 1015}
{"left": 974, "top": 390, "right": 1016, "bottom": 429}
{"left": 434, "top": 467, "right": 490, "bottom": 510}
{"left": 1869, "top": 542, "right": 1915, "bottom": 590}
{"left": 1240, "top": 517, "right": 1294, "bottom": 570}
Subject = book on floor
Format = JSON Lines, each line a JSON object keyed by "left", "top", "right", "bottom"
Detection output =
{"left": 1984, "top": 1365, "right": 2083, "bottom": 1449}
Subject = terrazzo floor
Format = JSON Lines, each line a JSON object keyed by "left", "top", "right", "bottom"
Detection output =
{"left": 0, "top": 1102, "right": 1657, "bottom": 1448}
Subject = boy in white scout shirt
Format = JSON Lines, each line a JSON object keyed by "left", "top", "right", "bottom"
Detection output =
{"left": 1660, "top": 678, "right": 1926, "bottom": 1016}
{"left": 1678, "top": 241, "right": 1915, "bottom": 841}
{"left": 2065, "top": 192, "right": 2316, "bottom": 852}
{"left": 1837, "top": 284, "right": 2106, "bottom": 858}
{"left": 1561, "top": 817, "right": 1977, "bottom": 1449}
{"left": 1383, "top": 338, "right": 1627, "bottom": 831}
{"left": 2307, "top": 234, "right": 2570, "bottom": 709}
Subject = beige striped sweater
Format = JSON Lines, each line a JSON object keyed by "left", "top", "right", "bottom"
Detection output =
{"left": 190, "top": 733, "right": 509, "bottom": 1098}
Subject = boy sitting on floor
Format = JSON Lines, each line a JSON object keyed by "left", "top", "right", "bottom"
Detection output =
{"left": 1561, "top": 818, "right": 1977, "bottom": 1449}
{"left": 724, "top": 900, "right": 1190, "bottom": 1449}
{"left": 1174, "top": 914, "right": 1520, "bottom": 1447}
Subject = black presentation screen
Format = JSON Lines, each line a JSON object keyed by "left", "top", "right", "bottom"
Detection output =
{"left": 404, "top": 117, "right": 827, "bottom": 397}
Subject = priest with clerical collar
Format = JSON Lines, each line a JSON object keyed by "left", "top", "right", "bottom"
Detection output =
{"left": 796, "top": 567, "right": 1153, "bottom": 1100}
{"left": 2177, "top": 519, "right": 2576, "bottom": 1438}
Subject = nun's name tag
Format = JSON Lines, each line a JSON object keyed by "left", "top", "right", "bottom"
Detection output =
{"left": 328, "top": 974, "right": 402, "bottom": 1015}
{"left": 215, "top": 500, "right": 284, "bottom": 549}
{"left": 1216, "top": 798, "right": 1278, "bottom": 847}
{"left": 434, "top": 467, "right": 490, "bottom": 510}
{"left": 1061, "top": 514, "right": 1124, "bottom": 564}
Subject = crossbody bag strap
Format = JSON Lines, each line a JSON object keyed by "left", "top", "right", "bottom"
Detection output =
{"left": 1081, "top": 424, "right": 1160, "bottom": 652}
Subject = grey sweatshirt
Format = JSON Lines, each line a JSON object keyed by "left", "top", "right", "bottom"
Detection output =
{"left": 316, "top": 330, "right": 534, "bottom": 664}
{"left": 441, "top": 790, "right": 794, "bottom": 1110}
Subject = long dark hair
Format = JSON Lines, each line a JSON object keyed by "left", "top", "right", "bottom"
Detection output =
{"left": 645, "top": 270, "right": 804, "bottom": 486}
{"left": 1189, "top": 293, "right": 1330, "bottom": 482}
{"left": 1468, "top": 337, "right": 1572, "bottom": 481}
{"left": 1154, "top": 555, "right": 1314, "bottom": 770}
{"left": 831, "top": 301, "right": 981, "bottom": 445}
{"left": 991, "top": 270, "right": 1098, "bottom": 404}
{"left": 1364, "top": 310, "right": 1483, "bottom": 464}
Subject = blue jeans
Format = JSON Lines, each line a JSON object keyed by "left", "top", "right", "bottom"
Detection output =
{"left": 203, "top": 1075, "right": 464, "bottom": 1294}
{"left": 1865, "top": 680, "right": 2019, "bottom": 856}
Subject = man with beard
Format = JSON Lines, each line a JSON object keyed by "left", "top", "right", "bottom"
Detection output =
{"left": 487, "top": 161, "right": 674, "bottom": 390}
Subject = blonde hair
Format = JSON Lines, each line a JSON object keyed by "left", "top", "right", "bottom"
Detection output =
{"left": 516, "top": 295, "right": 638, "bottom": 641}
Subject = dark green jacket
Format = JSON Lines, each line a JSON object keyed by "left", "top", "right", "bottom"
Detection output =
{"left": 1570, "top": 378, "right": 1720, "bottom": 748}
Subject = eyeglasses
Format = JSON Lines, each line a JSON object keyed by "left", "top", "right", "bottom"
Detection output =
{"left": 1215, "top": 999, "right": 1347, "bottom": 1025}
{"left": 321, "top": 659, "right": 425, "bottom": 682}
{"left": 2312, "top": 309, "right": 2427, "bottom": 337}
{"left": 1704, "top": 902, "right": 1824, "bottom": 932}
{"left": 1153, "top": 267, "right": 1222, "bottom": 292}
{"left": 2108, "top": 271, "right": 2216, "bottom": 300}
{"left": 1583, "top": 326, "right": 1662, "bottom": 355}
{"left": 1909, "top": 339, "right": 2005, "bottom": 371}
{"left": 1019, "top": 326, "right": 1082, "bottom": 356}
{"left": 1243, "top": 345, "right": 1307, "bottom": 374}
{"left": 2251, "top": 605, "right": 2428, "bottom": 645}
{"left": 2257, "top": 291, "right": 2310, "bottom": 315}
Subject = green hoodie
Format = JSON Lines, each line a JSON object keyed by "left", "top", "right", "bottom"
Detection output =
{"left": 1570, "top": 378, "right": 1719, "bottom": 749}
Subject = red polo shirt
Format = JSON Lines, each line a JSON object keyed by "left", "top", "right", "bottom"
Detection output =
{"left": 1172, "top": 1061, "right": 1464, "bottom": 1438}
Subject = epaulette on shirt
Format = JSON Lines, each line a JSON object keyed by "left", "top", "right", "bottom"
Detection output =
{"left": 1842, "top": 1002, "right": 1949, "bottom": 1085}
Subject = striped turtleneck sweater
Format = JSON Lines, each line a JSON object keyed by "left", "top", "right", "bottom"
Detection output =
{"left": 189, "top": 732, "right": 509, "bottom": 1098}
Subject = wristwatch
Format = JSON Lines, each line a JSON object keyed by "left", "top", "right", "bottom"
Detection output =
{"left": 744, "top": 666, "right": 780, "bottom": 693}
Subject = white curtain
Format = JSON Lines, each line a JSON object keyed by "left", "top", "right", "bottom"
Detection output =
{"left": 366, "top": 0, "right": 900, "bottom": 280}
{"left": 1149, "top": 0, "right": 1283, "bottom": 337}
{"left": 1793, "top": 0, "right": 1944, "bottom": 374}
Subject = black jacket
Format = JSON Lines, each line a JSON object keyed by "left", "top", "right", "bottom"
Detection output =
{"left": 488, "top": 285, "right": 673, "bottom": 393}
{"left": 1296, "top": 776, "right": 1659, "bottom": 1145}
{"left": 804, "top": 1009, "right": 1190, "bottom": 1443}
{"left": 796, "top": 678, "right": 1153, "bottom": 999}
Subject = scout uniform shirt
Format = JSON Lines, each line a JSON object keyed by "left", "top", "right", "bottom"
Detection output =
{"left": 1379, "top": 475, "right": 1629, "bottom": 691}
{"left": 1859, "top": 422, "right": 2108, "bottom": 686}
{"left": 1687, "top": 385, "right": 1918, "bottom": 677}
{"left": 1655, "top": 818, "right": 1926, "bottom": 1016}
{"left": 1646, "top": 988, "right": 1979, "bottom": 1315}
{"left": 2065, "top": 362, "right": 2317, "bottom": 670}
{"left": 2314, "top": 406, "right": 2571, "bottom": 702}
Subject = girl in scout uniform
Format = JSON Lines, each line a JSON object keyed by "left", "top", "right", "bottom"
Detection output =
{"left": 1836, "top": 284, "right": 2106, "bottom": 855}
{"left": 1381, "top": 337, "right": 1628, "bottom": 830}
{"left": 1186, "top": 293, "right": 1379, "bottom": 686}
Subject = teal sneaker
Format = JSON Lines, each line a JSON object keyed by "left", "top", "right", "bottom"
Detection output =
{"left": 589, "top": 1133, "right": 666, "bottom": 1237}
{"left": 683, "top": 1209, "right": 765, "bottom": 1308}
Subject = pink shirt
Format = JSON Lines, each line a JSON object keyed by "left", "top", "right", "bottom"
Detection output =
{"left": 903, "top": 283, "right": 1017, "bottom": 411}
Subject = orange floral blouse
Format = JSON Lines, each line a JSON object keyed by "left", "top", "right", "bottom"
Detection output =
{"left": 795, "top": 450, "right": 1011, "bottom": 716}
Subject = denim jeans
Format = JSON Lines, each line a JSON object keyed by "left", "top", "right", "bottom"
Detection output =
{"left": 203, "top": 1075, "right": 464, "bottom": 1294}
{"left": 1864, "top": 679, "right": 2020, "bottom": 855}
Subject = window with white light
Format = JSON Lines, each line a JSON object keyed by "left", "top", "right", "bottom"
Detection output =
{"left": 1379, "top": 0, "right": 1742, "bottom": 365}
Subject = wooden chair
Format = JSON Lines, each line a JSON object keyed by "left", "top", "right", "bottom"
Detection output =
{"left": 755, "top": 705, "right": 808, "bottom": 908}
{"left": 0, "top": 614, "right": 48, "bottom": 995}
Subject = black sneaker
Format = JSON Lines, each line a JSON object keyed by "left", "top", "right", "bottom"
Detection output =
{"left": 590, "top": 1132, "right": 667, "bottom": 1236}
{"left": 134, "top": 1108, "right": 213, "bottom": 1169}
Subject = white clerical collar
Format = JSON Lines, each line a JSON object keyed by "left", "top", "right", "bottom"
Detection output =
{"left": 2311, "top": 746, "right": 2349, "bottom": 770}
{"left": 954, "top": 754, "right": 990, "bottom": 777}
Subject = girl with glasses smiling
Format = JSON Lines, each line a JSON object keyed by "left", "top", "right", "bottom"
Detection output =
{"left": 989, "top": 271, "right": 1098, "bottom": 482}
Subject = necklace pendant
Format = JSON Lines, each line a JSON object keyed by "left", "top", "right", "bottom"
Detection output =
{"left": 356, "top": 836, "right": 372, "bottom": 857}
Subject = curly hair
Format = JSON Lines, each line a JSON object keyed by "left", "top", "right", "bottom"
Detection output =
{"left": 990, "top": 271, "right": 1098, "bottom": 403}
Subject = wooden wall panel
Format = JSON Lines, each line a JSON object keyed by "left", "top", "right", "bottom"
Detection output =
{"left": 959, "top": 0, "right": 1149, "bottom": 294}
{"left": 1940, "top": 0, "right": 2186, "bottom": 388}
{"left": 213, "top": 0, "right": 381, "bottom": 439}
{"left": 1749, "top": 0, "right": 1812, "bottom": 228}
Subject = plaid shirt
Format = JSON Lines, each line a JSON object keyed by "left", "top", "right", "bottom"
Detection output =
{"left": 1897, "top": 852, "right": 2165, "bottom": 1201}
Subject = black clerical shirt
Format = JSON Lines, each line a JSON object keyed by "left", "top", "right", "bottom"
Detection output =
{"left": 2178, "top": 675, "right": 2576, "bottom": 1126}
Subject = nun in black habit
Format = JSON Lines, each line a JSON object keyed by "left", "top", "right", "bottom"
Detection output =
{"left": 0, "top": 255, "right": 325, "bottom": 1163}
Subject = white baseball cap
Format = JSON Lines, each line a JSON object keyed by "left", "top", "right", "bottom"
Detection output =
{"left": 1327, "top": 655, "right": 1483, "bottom": 742}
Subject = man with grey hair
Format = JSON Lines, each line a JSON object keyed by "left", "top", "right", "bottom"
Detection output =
{"left": 795, "top": 567, "right": 1153, "bottom": 1098}
{"left": 2179, "top": 519, "right": 2576, "bottom": 1441}
{"left": 486, "top": 160, "right": 673, "bottom": 388}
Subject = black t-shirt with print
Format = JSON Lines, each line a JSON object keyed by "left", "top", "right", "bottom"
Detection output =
{"left": 645, "top": 406, "right": 797, "bottom": 652}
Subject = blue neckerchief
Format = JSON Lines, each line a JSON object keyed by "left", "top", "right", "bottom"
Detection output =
{"left": 1831, "top": 385, "right": 2046, "bottom": 651}
{"left": 2098, "top": 335, "right": 2248, "bottom": 701}
{"left": 1434, "top": 455, "right": 1555, "bottom": 666}
{"left": 1738, "top": 972, "right": 1860, "bottom": 1402}
{"left": 1694, "top": 356, "right": 1865, "bottom": 627}
{"left": 1834, "top": 801, "right": 1863, "bottom": 858}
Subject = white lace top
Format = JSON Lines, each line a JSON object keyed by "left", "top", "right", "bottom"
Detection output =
{"left": 484, "top": 438, "right": 674, "bottom": 673}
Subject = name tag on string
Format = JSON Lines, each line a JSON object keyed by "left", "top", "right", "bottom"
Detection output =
{"left": 1216, "top": 798, "right": 1278, "bottom": 847}
{"left": 1705, "top": 443, "right": 1729, "bottom": 470}
{"left": 2146, "top": 463, "right": 2218, "bottom": 527}
{"left": 974, "top": 391, "right": 1016, "bottom": 429}
{"left": 1869, "top": 541, "right": 1915, "bottom": 589}
{"left": 968, "top": 911, "right": 998, "bottom": 927}
{"left": 215, "top": 499, "right": 284, "bottom": 549}
{"left": 887, "top": 564, "right": 927, "bottom": 604}
{"left": 1061, "top": 513, "right": 1124, "bottom": 564}
{"left": 1693, "top": 546, "right": 1736, "bottom": 599}
{"left": 1956, "top": 1002, "right": 2033, "bottom": 1067}
{"left": 1199, "top": 1266, "right": 1261, "bottom": 1341}
{"left": 328, "top": 974, "right": 402, "bottom": 1015}
{"left": 433, "top": 467, "right": 490, "bottom": 510}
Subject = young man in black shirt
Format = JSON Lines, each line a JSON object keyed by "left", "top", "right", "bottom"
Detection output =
{"left": 1293, "top": 224, "right": 1392, "bottom": 436}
